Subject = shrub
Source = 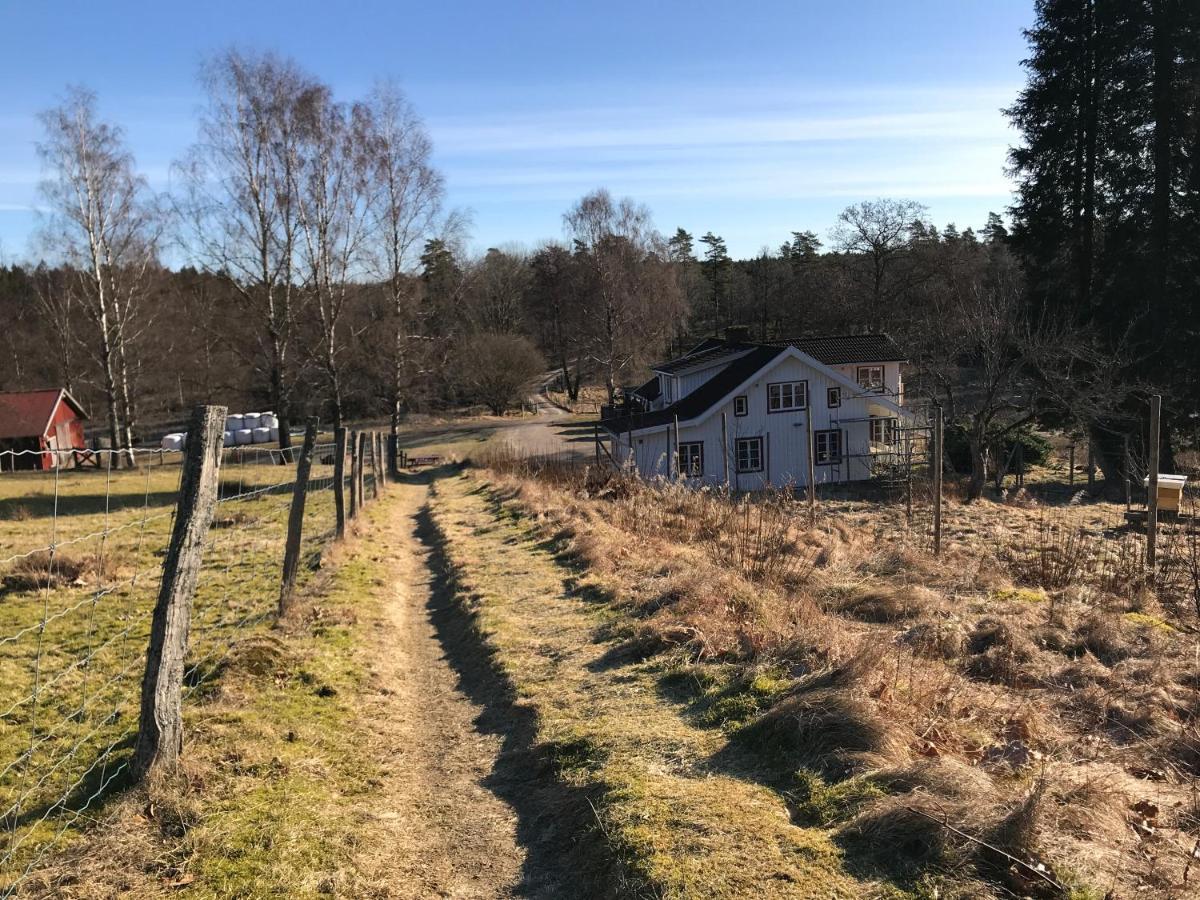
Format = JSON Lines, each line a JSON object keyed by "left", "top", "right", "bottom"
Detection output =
{"left": 945, "top": 424, "right": 1052, "bottom": 474}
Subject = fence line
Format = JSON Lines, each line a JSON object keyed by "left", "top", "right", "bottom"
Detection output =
{"left": 0, "top": 418, "right": 393, "bottom": 893}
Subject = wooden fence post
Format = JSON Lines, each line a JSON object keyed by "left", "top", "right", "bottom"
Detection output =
{"left": 133, "top": 405, "right": 226, "bottom": 780}
{"left": 355, "top": 431, "right": 366, "bottom": 511}
{"left": 1124, "top": 434, "right": 1132, "bottom": 512}
{"left": 721, "top": 412, "right": 729, "bottom": 488}
{"left": 371, "top": 433, "right": 382, "bottom": 499}
{"left": 333, "top": 427, "right": 347, "bottom": 539}
{"left": 805, "top": 408, "right": 816, "bottom": 523}
{"left": 348, "top": 430, "right": 360, "bottom": 520}
{"left": 932, "top": 405, "right": 944, "bottom": 557}
{"left": 1068, "top": 443, "right": 1076, "bottom": 485}
{"left": 279, "top": 418, "right": 318, "bottom": 616}
{"left": 1147, "top": 394, "right": 1161, "bottom": 570}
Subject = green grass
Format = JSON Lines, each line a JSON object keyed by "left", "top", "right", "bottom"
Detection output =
{"left": 0, "top": 448, "right": 345, "bottom": 889}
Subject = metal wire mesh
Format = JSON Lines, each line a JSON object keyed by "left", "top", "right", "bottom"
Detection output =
{"left": 0, "top": 433, "right": 356, "bottom": 893}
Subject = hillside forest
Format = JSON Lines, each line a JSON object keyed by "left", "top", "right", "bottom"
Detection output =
{"left": 1, "top": 1, "right": 1199, "bottom": 501}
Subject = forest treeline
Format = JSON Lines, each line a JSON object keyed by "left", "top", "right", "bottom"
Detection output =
{"left": 0, "top": 0, "right": 1198, "bottom": 498}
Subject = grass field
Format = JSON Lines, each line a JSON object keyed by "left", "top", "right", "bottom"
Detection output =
{"left": 0, "top": 443, "right": 348, "bottom": 890}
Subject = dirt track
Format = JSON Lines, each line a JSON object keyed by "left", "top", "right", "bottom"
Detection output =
{"left": 352, "top": 476, "right": 585, "bottom": 899}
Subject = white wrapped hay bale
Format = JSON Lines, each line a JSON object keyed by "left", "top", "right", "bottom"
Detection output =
{"left": 160, "top": 433, "right": 185, "bottom": 451}
{"left": 242, "top": 413, "right": 261, "bottom": 430}
{"left": 269, "top": 426, "right": 280, "bottom": 442}
{"left": 234, "top": 428, "right": 253, "bottom": 446}
{"left": 223, "top": 431, "right": 233, "bottom": 447}
{"left": 252, "top": 426, "right": 272, "bottom": 444}
{"left": 225, "top": 414, "right": 244, "bottom": 432}
{"left": 262, "top": 414, "right": 279, "bottom": 430}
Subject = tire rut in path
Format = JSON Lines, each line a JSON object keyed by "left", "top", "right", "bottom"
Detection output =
{"left": 353, "top": 477, "right": 591, "bottom": 900}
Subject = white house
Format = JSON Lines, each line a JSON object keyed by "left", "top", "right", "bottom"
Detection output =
{"left": 598, "top": 329, "right": 915, "bottom": 491}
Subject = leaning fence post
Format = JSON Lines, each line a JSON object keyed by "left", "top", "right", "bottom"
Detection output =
{"left": 133, "top": 405, "right": 226, "bottom": 781}
{"left": 333, "top": 427, "right": 347, "bottom": 539}
{"left": 932, "top": 405, "right": 944, "bottom": 557}
{"left": 279, "top": 418, "right": 318, "bottom": 616}
{"left": 1147, "top": 395, "right": 1161, "bottom": 570}
{"left": 348, "top": 430, "right": 360, "bottom": 520}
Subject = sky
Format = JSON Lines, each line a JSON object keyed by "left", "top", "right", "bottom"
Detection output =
{"left": 0, "top": 0, "right": 1034, "bottom": 262}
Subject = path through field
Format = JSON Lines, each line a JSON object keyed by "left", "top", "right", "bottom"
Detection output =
{"left": 353, "top": 474, "right": 583, "bottom": 899}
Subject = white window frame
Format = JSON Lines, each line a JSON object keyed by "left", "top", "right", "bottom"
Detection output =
{"left": 857, "top": 365, "right": 885, "bottom": 394}
{"left": 827, "top": 386, "right": 841, "bottom": 408}
{"left": 733, "top": 395, "right": 748, "bottom": 417}
{"left": 814, "top": 429, "right": 843, "bottom": 464}
{"left": 767, "top": 380, "right": 807, "bottom": 412}
{"left": 735, "top": 437, "right": 763, "bottom": 473}
{"left": 676, "top": 441, "right": 704, "bottom": 477}
{"left": 869, "top": 416, "right": 897, "bottom": 445}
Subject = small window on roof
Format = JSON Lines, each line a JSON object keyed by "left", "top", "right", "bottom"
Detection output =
{"left": 734, "top": 395, "right": 748, "bottom": 417}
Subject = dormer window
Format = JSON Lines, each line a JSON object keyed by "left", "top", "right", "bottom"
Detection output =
{"left": 857, "top": 366, "right": 885, "bottom": 394}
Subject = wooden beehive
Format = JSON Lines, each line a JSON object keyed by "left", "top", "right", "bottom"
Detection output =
{"left": 1144, "top": 474, "right": 1188, "bottom": 512}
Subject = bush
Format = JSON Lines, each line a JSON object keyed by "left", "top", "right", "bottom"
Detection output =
{"left": 944, "top": 425, "right": 1051, "bottom": 474}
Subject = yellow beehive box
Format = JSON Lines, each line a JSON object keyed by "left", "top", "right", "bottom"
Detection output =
{"left": 1144, "top": 474, "right": 1188, "bottom": 512}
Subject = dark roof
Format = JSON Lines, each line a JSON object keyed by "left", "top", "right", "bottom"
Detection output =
{"left": 652, "top": 343, "right": 754, "bottom": 374}
{"left": 766, "top": 333, "right": 907, "bottom": 365}
{"left": 602, "top": 346, "right": 784, "bottom": 432}
{"left": 630, "top": 375, "right": 660, "bottom": 401}
{"left": 0, "top": 389, "right": 87, "bottom": 440}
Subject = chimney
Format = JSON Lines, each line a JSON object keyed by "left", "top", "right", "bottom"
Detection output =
{"left": 724, "top": 325, "right": 752, "bottom": 344}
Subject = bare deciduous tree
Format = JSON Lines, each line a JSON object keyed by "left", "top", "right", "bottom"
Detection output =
{"left": 294, "top": 87, "right": 374, "bottom": 428}
{"left": 38, "top": 87, "right": 159, "bottom": 466}
{"left": 178, "top": 50, "right": 315, "bottom": 454}
{"left": 831, "top": 198, "right": 928, "bottom": 328}
{"left": 564, "top": 189, "right": 685, "bottom": 403}
{"left": 364, "top": 82, "right": 446, "bottom": 436}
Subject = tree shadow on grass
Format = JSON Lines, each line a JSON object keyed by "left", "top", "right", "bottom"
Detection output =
{"left": 413, "top": 504, "right": 626, "bottom": 900}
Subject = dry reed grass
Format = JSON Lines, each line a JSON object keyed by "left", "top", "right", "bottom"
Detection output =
{"left": 479, "top": 448, "right": 1200, "bottom": 896}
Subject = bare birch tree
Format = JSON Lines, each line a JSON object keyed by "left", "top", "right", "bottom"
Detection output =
{"left": 294, "top": 88, "right": 374, "bottom": 428}
{"left": 177, "top": 50, "right": 313, "bottom": 455}
{"left": 37, "top": 87, "right": 158, "bottom": 466}
{"left": 363, "top": 82, "right": 445, "bottom": 436}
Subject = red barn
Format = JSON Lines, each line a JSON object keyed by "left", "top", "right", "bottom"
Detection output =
{"left": 0, "top": 389, "right": 90, "bottom": 471}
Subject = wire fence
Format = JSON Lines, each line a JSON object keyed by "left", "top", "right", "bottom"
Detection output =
{"left": 0, "top": 424, "right": 385, "bottom": 893}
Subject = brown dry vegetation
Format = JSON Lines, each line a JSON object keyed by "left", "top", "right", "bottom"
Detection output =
{"left": 478, "top": 450, "right": 1200, "bottom": 898}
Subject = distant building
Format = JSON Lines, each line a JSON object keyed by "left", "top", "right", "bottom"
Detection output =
{"left": 598, "top": 328, "right": 915, "bottom": 490}
{"left": 0, "top": 389, "right": 90, "bottom": 471}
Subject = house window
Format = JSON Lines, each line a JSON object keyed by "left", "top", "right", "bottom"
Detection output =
{"left": 733, "top": 395, "right": 748, "bottom": 417}
{"left": 676, "top": 441, "right": 704, "bottom": 477}
{"left": 857, "top": 366, "right": 885, "bottom": 393}
{"left": 827, "top": 387, "right": 841, "bottom": 408}
{"left": 663, "top": 377, "right": 674, "bottom": 403}
{"left": 767, "top": 381, "right": 807, "bottom": 412}
{"left": 735, "top": 437, "right": 764, "bottom": 473}
{"left": 869, "top": 417, "right": 897, "bottom": 445}
{"left": 814, "top": 429, "right": 843, "bottom": 464}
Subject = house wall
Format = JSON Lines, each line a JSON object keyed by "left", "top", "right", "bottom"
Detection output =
{"left": 617, "top": 354, "right": 906, "bottom": 490}
{"left": 42, "top": 400, "right": 86, "bottom": 470}
{"left": 830, "top": 361, "right": 902, "bottom": 401}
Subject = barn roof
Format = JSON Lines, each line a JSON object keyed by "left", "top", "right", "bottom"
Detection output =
{"left": 0, "top": 389, "right": 88, "bottom": 440}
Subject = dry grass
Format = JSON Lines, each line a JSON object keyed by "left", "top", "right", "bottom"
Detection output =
{"left": 473, "top": 452, "right": 1200, "bottom": 897}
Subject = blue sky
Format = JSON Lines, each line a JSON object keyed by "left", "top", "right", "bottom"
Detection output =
{"left": 0, "top": 0, "right": 1033, "bottom": 261}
